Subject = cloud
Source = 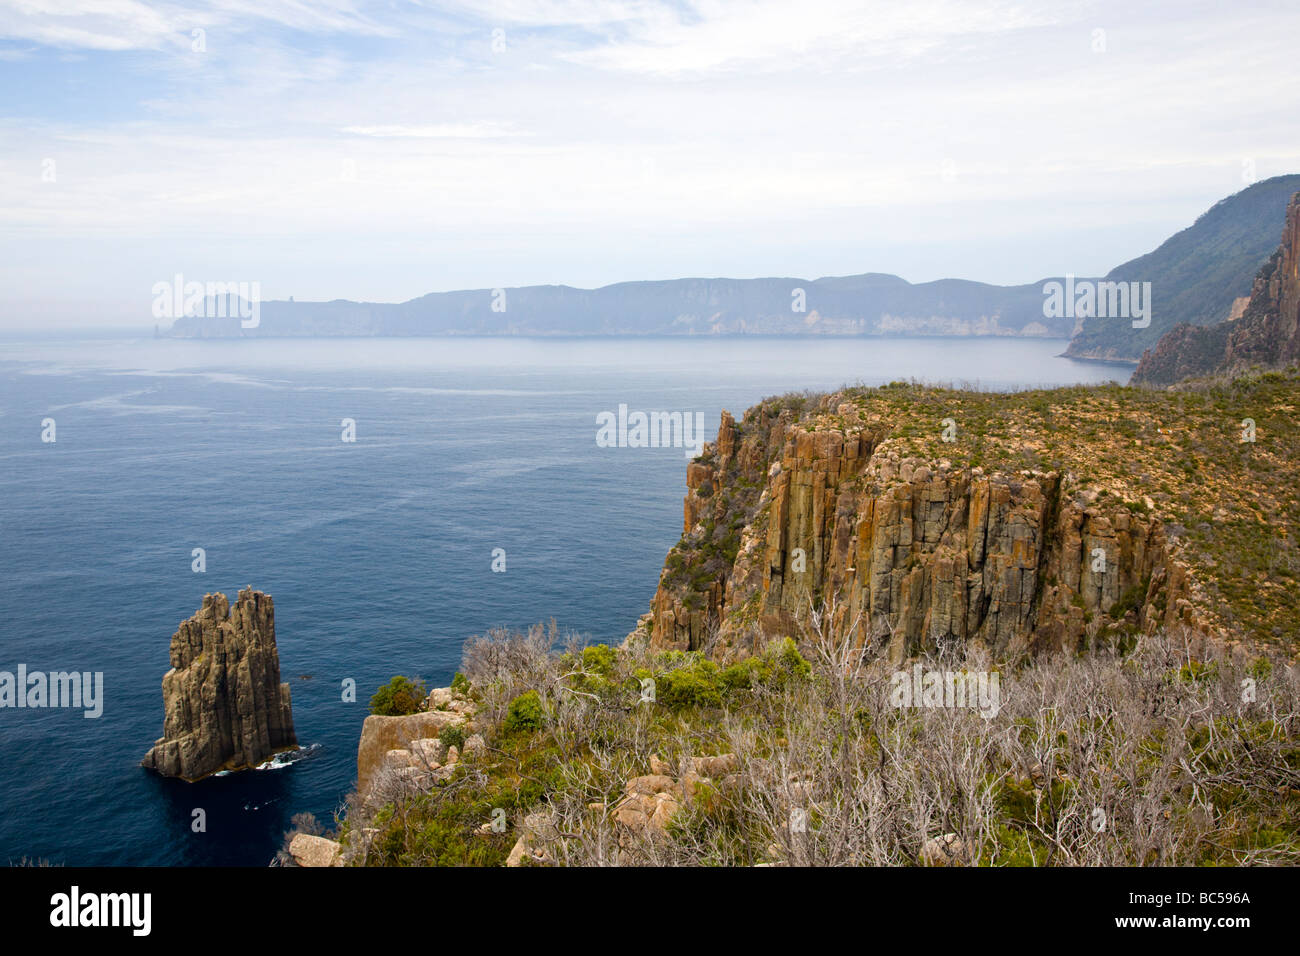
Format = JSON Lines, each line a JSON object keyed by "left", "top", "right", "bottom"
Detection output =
{"left": 1, "top": 0, "right": 1299, "bottom": 318}
{"left": 341, "top": 122, "right": 519, "bottom": 139}
{"left": 0, "top": 0, "right": 392, "bottom": 52}
{"left": 0, "top": 0, "right": 178, "bottom": 50}
{"left": 555, "top": 0, "right": 1069, "bottom": 75}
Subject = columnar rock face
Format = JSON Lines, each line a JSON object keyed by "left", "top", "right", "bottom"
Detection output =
{"left": 1133, "top": 191, "right": 1300, "bottom": 385}
{"left": 142, "top": 588, "right": 297, "bottom": 781}
{"left": 641, "top": 404, "right": 1211, "bottom": 661}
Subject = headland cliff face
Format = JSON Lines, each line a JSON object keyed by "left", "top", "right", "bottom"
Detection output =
{"left": 636, "top": 397, "right": 1223, "bottom": 663}
{"left": 142, "top": 588, "right": 297, "bottom": 781}
{"left": 1132, "top": 192, "right": 1300, "bottom": 386}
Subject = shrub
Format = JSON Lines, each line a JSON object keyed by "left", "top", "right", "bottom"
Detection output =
{"left": 369, "top": 676, "right": 427, "bottom": 716}
{"left": 1176, "top": 660, "right": 1218, "bottom": 683}
{"left": 450, "top": 671, "right": 471, "bottom": 695}
{"left": 721, "top": 659, "right": 758, "bottom": 690}
{"left": 763, "top": 637, "right": 812, "bottom": 685}
{"left": 1108, "top": 579, "right": 1149, "bottom": 620}
{"left": 503, "top": 690, "right": 544, "bottom": 734}
{"left": 658, "top": 657, "right": 725, "bottom": 710}
{"left": 581, "top": 643, "right": 617, "bottom": 676}
{"left": 720, "top": 639, "right": 811, "bottom": 691}
{"left": 439, "top": 725, "right": 467, "bottom": 750}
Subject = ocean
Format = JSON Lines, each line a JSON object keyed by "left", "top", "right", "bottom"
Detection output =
{"left": 0, "top": 333, "right": 1122, "bottom": 865}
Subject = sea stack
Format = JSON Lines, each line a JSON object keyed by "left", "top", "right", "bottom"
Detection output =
{"left": 142, "top": 587, "right": 297, "bottom": 781}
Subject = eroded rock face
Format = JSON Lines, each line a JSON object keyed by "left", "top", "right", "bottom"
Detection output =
{"left": 354, "top": 685, "right": 477, "bottom": 804}
{"left": 355, "top": 710, "right": 464, "bottom": 798}
{"left": 642, "top": 408, "right": 1210, "bottom": 660}
{"left": 142, "top": 588, "right": 297, "bottom": 781}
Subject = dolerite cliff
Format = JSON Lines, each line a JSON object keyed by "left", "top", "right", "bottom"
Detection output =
{"left": 1132, "top": 192, "right": 1300, "bottom": 386}
{"left": 142, "top": 588, "right": 297, "bottom": 781}
{"left": 635, "top": 394, "right": 1223, "bottom": 663}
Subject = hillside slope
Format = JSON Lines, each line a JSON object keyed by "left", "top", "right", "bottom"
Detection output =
{"left": 1065, "top": 174, "right": 1300, "bottom": 363}
{"left": 1132, "top": 192, "right": 1300, "bottom": 385}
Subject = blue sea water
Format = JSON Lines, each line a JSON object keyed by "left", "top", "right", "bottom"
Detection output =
{"left": 0, "top": 334, "right": 1122, "bottom": 866}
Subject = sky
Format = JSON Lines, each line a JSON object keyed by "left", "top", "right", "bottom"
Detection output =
{"left": 1, "top": 0, "right": 1298, "bottom": 327}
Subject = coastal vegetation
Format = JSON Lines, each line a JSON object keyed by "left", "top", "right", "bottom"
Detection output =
{"left": 320, "top": 618, "right": 1297, "bottom": 867}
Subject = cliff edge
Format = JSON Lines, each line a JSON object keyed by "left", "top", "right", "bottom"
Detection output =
{"left": 636, "top": 377, "right": 1299, "bottom": 658}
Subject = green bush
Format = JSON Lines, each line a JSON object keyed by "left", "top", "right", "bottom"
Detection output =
{"left": 721, "top": 659, "right": 759, "bottom": 690}
{"left": 763, "top": 637, "right": 812, "bottom": 685}
{"left": 581, "top": 643, "right": 617, "bottom": 676}
{"left": 369, "top": 675, "right": 427, "bottom": 716}
{"left": 1108, "top": 578, "right": 1149, "bottom": 620}
{"left": 720, "top": 639, "right": 811, "bottom": 691}
{"left": 503, "top": 690, "right": 544, "bottom": 734}
{"left": 450, "top": 671, "right": 471, "bottom": 694}
{"left": 439, "top": 725, "right": 466, "bottom": 750}
{"left": 658, "top": 658, "right": 725, "bottom": 710}
{"left": 1177, "top": 660, "right": 1218, "bottom": 683}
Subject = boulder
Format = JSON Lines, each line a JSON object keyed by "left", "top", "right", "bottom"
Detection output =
{"left": 614, "top": 791, "right": 681, "bottom": 831}
{"left": 691, "top": 754, "right": 738, "bottom": 776}
{"left": 625, "top": 774, "right": 678, "bottom": 796}
{"left": 505, "top": 810, "right": 555, "bottom": 867}
{"left": 920, "top": 833, "right": 966, "bottom": 866}
{"left": 356, "top": 710, "right": 464, "bottom": 796}
{"left": 426, "top": 686, "right": 455, "bottom": 709}
{"left": 288, "top": 833, "right": 342, "bottom": 868}
{"left": 648, "top": 753, "right": 674, "bottom": 776}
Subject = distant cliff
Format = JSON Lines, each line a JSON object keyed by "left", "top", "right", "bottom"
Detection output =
{"left": 164, "top": 272, "right": 1066, "bottom": 339}
{"left": 1132, "top": 192, "right": 1300, "bottom": 386}
{"left": 142, "top": 588, "right": 297, "bottom": 781}
{"left": 1065, "top": 174, "right": 1300, "bottom": 364}
{"left": 635, "top": 377, "right": 1300, "bottom": 659}
{"left": 163, "top": 177, "right": 1298, "bottom": 347}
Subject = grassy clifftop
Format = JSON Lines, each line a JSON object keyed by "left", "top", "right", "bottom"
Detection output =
{"left": 651, "top": 370, "right": 1300, "bottom": 657}
{"left": 826, "top": 373, "right": 1297, "bottom": 648}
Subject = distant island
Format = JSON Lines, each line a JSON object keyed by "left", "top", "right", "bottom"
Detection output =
{"left": 165, "top": 176, "right": 1300, "bottom": 370}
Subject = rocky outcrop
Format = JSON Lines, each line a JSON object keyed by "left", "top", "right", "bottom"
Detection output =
{"left": 1133, "top": 191, "right": 1300, "bottom": 385}
{"left": 640, "top": 403, "right": 1212, "bottom": 662}
{"left": 920, "top": 833, "right": 966, "bottom": 866}
{"left": 355, "top": 686, "right": 477, "bottom": 803}
{"left": 142, "top": 588, "right": 296, "bottom": 781}
{"left": 504, "top": 811, "right": 558, "bottom": 867}
{"left": 288, "top": 834, "right": 343, "bottom": 867}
